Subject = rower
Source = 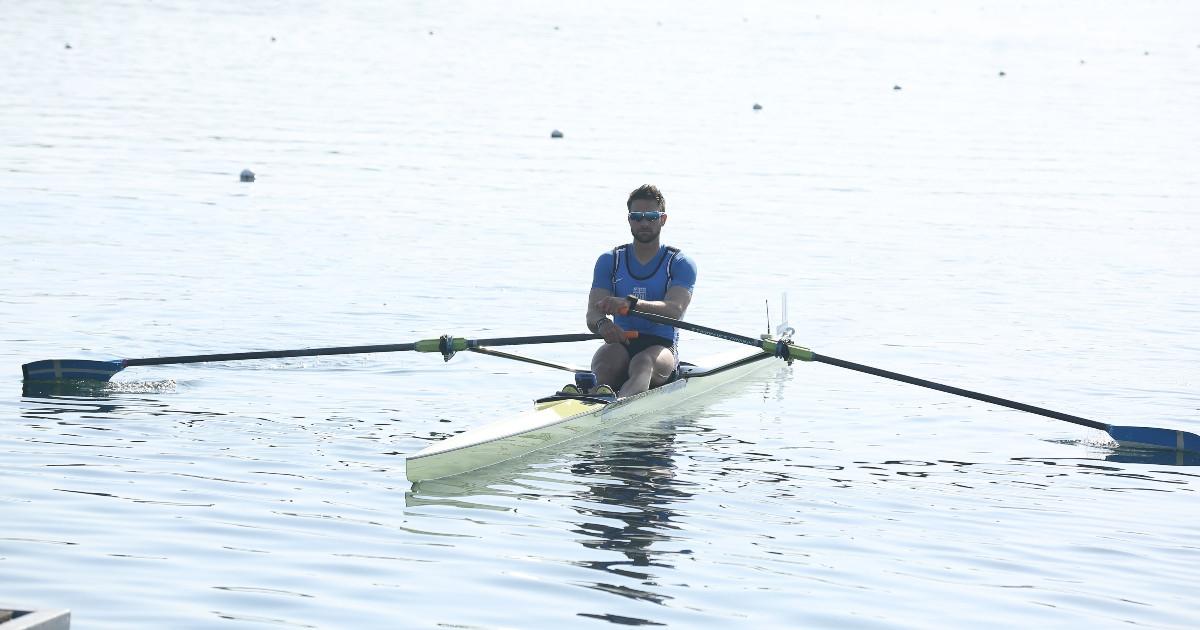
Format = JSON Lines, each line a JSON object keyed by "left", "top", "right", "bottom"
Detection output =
{"left": 583, "top": 184, "right": 697, "bottom": 399}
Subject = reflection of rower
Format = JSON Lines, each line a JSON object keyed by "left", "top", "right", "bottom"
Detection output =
{"left": 569, "top": 420, "right": 692, "bottom": 591}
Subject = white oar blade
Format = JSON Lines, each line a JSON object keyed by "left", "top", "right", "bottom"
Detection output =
{"left": 1108, "top": 425, "right": 1200, "bottom": 454}
{"left": 22, "top": 359, "right": 124, "bottom": 382}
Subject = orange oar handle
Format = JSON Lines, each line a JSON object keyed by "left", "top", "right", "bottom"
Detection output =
{"left": 614, "top": 306, "right": 643, "bottom": 338}
{"left": 613, "top": 306, "right": 639, "bottom": 339}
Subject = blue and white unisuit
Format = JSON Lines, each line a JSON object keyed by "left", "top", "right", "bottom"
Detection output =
{"left": 591, "top": 244, "right": 697, "bottom": 344}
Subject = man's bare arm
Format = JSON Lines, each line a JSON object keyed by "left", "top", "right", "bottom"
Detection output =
{"left": 587, "top": 287, "right": 614, "bottom": 333}
{"left": 594, "top": 286, "right": 692, "bottom": 320}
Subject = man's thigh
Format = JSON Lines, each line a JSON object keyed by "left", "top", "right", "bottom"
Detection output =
{"left": 631, "top": 345, "right": 676, "bottom": 387}
{"left": 593, "top": 342, "right": 631, "bottom": 370}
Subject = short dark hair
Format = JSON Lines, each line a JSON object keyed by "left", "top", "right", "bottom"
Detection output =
{"left": 627, "top": 184, "right": 665, "bottom": 212}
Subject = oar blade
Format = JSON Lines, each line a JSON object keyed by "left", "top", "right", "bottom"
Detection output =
{"left": 22, "top": 359, "right": 125, "bottom": 382}
{"left": 1108, "top": 425, "right": 1200, "bottom": 454}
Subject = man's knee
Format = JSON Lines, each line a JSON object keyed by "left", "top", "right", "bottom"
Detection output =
{"left": 631, "top": 347, "right": 673, "bottom": 374}
{"left": 628, "top": 351, "right": 652, "bottom": 371}
{"left": 594, "top": 344, "right": 626, "bottom": 363}
{"left": 592, "top": 344, "right": 629, "bottom": 373}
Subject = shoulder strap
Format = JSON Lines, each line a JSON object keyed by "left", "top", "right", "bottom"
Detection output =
{"left": 610, "top": 245, "right": 627, "bottom": 294}
{"left": 664, "top": 246, "right": 681, "bottom": 282}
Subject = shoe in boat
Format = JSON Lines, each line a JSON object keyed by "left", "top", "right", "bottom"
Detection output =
{"left": 590, "top": 384, "right": 617, "bottom": 400}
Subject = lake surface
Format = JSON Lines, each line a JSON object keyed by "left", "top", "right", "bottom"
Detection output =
{"left": 2, "top": 1, "right": 1198, "bottom": 627}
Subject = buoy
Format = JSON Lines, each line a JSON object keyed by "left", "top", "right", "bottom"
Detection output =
{"left": 240, "top": 169, "right": 256, "bottom": 182}
{"left": 753, "top": 103, "right": 762, "bottom": 110}
{"left": 998, "top": 71, "right": 1006, "bottom": 77}
{"left": 893, "top": 85, "right": 902, "bottom": 90}
{"left": 550, "top": 130, "right": 563, "bottom": 138}
{"left": 64, "top": 43, "right": 72, "bottom": 49}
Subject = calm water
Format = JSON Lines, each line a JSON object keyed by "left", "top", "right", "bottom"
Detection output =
{"left": 3, "top": 1, "right": 1199, "bottom": 627}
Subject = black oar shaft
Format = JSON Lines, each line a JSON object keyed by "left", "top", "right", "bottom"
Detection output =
{"left": 811, "top": 353, "right": 1110, "bottom": 431}
{"left": 471, "top": 333, "right": 601, "bottom": 347}
{"left": 628, "top": 309, "right": 763, "bottom": 346}
{"left": 629, "top": 307, "right": 1111, "bottom": 432}
{"left": 469, "top": 347, "right": 581, "bottom": 373}
{"left": 124, "top": 343, "right": 419, "bottom": 367}
{"left": 123, "top": 333, "right": 603, "bottom": 368}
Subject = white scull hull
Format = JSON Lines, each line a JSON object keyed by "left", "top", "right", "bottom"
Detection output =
{"left": 405, "top": 347, "right": 784, "bottom": 482}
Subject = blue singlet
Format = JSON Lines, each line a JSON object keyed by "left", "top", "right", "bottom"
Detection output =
{"left": 591, "top": 244, "right": 697, "bottom": 345}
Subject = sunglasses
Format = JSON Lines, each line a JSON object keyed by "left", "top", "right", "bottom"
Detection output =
{"left": 628, "top": 211, "right": 664, "bottom": 221}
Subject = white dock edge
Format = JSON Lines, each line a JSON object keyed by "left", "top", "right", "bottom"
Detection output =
{"left": 0, "top": 608, "right": 70, "bottom": 630}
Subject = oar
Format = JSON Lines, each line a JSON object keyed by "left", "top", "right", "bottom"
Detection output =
{"left": 627, "top": 308, "right": 1200, "bottom": 454}
{"left": 21, "top": 333, "right": 606, "bottom": 383}
{"left": 468, "top": 346, "right": 587, "bottom": 373}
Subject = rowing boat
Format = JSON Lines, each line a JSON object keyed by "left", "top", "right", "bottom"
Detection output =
{"left": 404, "top": 346, "right": 785, "bottom": 482}
{"left": 22, "top": 301, "right": 1199, "bottom": 463}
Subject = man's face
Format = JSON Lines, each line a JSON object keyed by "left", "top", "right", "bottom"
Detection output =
{"left": 628, "top": 198, "right": 666, "bottom": 244}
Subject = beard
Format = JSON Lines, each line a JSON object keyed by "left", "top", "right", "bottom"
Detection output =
{"left": 631, "top": 228, "right": 658, "bottom": 244}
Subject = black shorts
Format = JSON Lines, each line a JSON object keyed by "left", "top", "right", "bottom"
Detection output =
{"left": 625, "top": 333, "right": 675, "bottom": 359}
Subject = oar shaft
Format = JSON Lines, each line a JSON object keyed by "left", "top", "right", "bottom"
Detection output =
{"left": 124, "top": 343, "right": 419, "bottom": 367}
{"left": 627, "top": 308, "right": 812, "bottom": 359}
{"left": 629, "top": 307, "right": 1111, "bottom": 432}
{"left": 470, "top": 333, "right": 602, "bottom": 347}
{"left": 123, "top": 333, "right": 604, "bottom": 368}
{"left": 469, "top": 347, "right": 582, "bottom": 373}
{"left": 811, "top": 353, "right": 1110, "bottom": 432}
{"left": 627, "top": 309, "right": 765, "bottom": 347}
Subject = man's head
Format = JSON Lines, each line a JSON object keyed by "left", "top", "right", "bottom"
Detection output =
{"left": 627, "top": 184, "right": 665, "bottom": 213}
{"left": 626, "top": 184, "right": 667, "bottom": 244}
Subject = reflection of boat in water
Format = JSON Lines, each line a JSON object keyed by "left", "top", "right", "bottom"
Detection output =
{"left": 408, "top": 411, "right": 707, "bottom": 617}
{"left": 406, "top": 346, "right": 787, "bottom": 482}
